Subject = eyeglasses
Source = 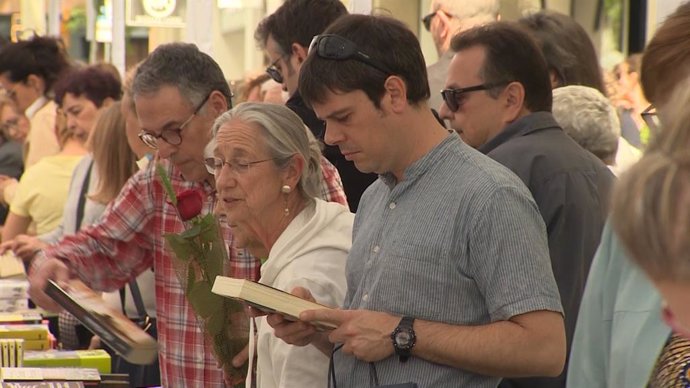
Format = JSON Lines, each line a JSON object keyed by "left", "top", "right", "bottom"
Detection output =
{"left": 441, "top": 82, "right": 509, "bottom": 112}
{"left": 662, "top": 303, "right": 690, "bottom": 339}
{"left": 204, "top": 156, "right": 279, "bottom": 176}
{"left": 641, "top": 104, "right": 660, "bottom": 135}
{"left": 138, "top": 92, "right": 211, "bottom": 149}
{"left": 422, "top": 10, "right": 450, "bottom": 31}
{"left": 266, "top": 57, "right": 284, "bottom": 84}
{"left": 309, "top": 34, "right": 392, "bottom": 76}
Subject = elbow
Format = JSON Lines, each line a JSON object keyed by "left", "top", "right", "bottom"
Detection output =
{"left": 537, "top": 316, "right": 566, "bottom": 377}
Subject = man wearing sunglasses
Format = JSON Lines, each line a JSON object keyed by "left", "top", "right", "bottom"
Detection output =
{"left": 267, "top": 14, "right": 566, "bottom": 388}
{"left": 424, "top": 0, "right": 498, "bottom": 113}
{"left": 255, "top": 0, "right": 377, "bottom": 213}
{"left": 439, "top": 22, "right": 613, "bottom": 388}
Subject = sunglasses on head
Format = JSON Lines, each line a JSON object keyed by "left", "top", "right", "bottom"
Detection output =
{"left": 309, "top": 34, "right": 393, "bottom": 76}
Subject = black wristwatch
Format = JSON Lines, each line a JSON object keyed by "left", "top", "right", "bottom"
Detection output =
{"left": 391, "top": 316, "right": 416, "bottom": 362}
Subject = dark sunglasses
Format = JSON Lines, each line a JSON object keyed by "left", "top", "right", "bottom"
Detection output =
{"left": 309, "top": 34, "right": 392, "bottom": 76}
{"left": 441, "top": 82, "right": 509, "bottom": 112}
{"left": 422, "top": 10, "right": 450, "bottom": 31}
{"left": 265, "top": 57, "right": 284, "bottom": 84}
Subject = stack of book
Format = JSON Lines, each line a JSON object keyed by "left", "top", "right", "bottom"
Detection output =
{"left": 0, "top": 324, "right": 52, "bottom": 352}
{"left": 0, "top": 366, "right": 101, "bottom": 387}
{"left": 0, "top": 339, "right": 22, "bottom": 367}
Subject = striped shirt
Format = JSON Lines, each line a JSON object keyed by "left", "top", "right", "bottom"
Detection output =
{"left": 334, "top": 133, "right": 563, "bottom": 388}
{"left": 36, "top": 157, "right": 346, "bottom": 387}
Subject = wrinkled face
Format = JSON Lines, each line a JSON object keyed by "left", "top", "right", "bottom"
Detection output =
{"left": 213, "top": 118, "right": 287, "bottom": 247}
{"left": 439, "top": 45, "right": 506, "bottom": 148}
{"left": 312, "top": 89, "right": 401, "bottom": 177}
{"left": 265, "top": 35, "right": 300, "bottom": 96}
{"left": 135, "top": 85, "right": 213, "bottom": 182}
{"left": 655, "top": 280, "right": 690, "bottom": 338}
{"left": 0, "top": 104, "right": 29, "bottom": 142}
{"left": 0, "top": 73, "right": 39, "bottom": 113}
{"left": 62, "top": 93, "right": 102, "bottom": 141}
{"left": 120, "top": 94, "right": 149, "bottom": 160}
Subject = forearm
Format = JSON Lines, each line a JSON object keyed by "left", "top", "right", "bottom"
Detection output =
{"left": 413, "top": 310, "right": 565, "bottom": 377}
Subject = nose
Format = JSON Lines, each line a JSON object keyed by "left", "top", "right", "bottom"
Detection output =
{"left": 215, "top": 165, "right": 238, "bottom": 191}
{"left": 156, "top": 139, "right": 175, "bottom": 159}
{"left": 323, "top": 121, "right": 344, "bottom": 146}
{"left": 438, "top": 101, "right": 453, "bottom": 121}
{"left": 65, "top": 114, "right": 78, "bottom": 132}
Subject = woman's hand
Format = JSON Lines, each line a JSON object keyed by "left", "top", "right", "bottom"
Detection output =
{"left": 0, "top": 234, "right": 47, "bottom": 261}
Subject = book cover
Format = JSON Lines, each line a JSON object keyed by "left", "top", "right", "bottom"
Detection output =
{"left": 44, "top": 280, "right": 158, "bottom": 365}
{"left": 0, "top": 312, "right": 43, "bottom": 324}
{"left": 21, "top": 339, "right": 49, "bottom": 351}
{"left": 1, "top": 382, "right": 85, "bottom": 388}
{"left": 211, "top": 276, "right": 336, "bottom": 330}
{"left": 0, "top": 325, "right": 50, "bottom": 340}
{"left": 0, "top": 367, "right": 101, "bottom": 382}
{"left": 1, "top": 340, "right": 8, "bottom": 367}
{"left": 7, "top": 340, "right": 14, "bottom": 367}
{"left": 0, "top": 252, "right": 25, "bottom": 279}
{"left": 23, "top": 350, "right": 111, "bottom": 374}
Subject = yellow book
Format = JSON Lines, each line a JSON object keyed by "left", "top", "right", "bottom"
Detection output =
{"left": 15, "top": 339, "right": 23, "bottom": 367}
{"left": 0, "top": 324, "right": 50, "bottom": 340}
{"left": 7, "top": 340, "right": 14, "bottom": 367}
{"left": 0, "top": 311, "right": 43, "bottom": 324}
{"left": 22, "top": 338, "right": 50, "bottom": 351}
{"left": 1, "top": 339, "right": 8, "bottom": 367}
{"left": 22, "top": 349, "right": 111, "bottom": 374}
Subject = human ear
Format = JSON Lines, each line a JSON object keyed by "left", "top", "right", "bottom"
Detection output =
{"left": 382, "top": 76, "right": 408, "bottom": 113}
{"left": 292, "top": 43, "right": 309, "bottom": 65}
{"left": 502, "top": 82, "right": 526, "bottom": 121}
{"left": 208, "top": 90, "right": 229, "bottom": 116}
{"left": 282, "top": 153, "right": 305, "bottom": 189}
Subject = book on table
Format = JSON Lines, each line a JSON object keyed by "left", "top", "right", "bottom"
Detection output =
{"left": 211, "top": 276, "right": 336, "bottom": 330}
{"left": 0, "top": 252, "right": 25, "bottom": 280}
{"left": 43, "top": 279, "right": 158, "bottom": 365}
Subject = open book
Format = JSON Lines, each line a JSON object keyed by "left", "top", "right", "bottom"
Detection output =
{"left": 212, "top": 276, "right": 336, "bottom": 330}
{"left": 44, "top": 280, "right": 158, "bottom": 365}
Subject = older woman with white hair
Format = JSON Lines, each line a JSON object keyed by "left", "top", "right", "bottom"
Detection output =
{"left": 552, "top": 85, "right": 640, "bottom": 175}
{"left": 207, "top": 102, "right": 353, "bottom": 388}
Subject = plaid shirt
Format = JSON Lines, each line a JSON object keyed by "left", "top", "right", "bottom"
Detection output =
{"left": 36, "top": 158, "right": 346, "bottom": 387}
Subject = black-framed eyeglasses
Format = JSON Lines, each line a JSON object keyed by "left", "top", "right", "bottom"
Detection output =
{"left": 422, "top": 10, "right": 451, "bottom": 31}
{"left": 138, "top": 92, "right": 212, "bottom": 149}
{"left": 204, "top": 156, "right": 280, "bottom": 175}
{"left": 265, "top": 57, "right": 284, "bottom": 84}
{"left": 309, "top": 34, "right": 392, "bottom": 76}
{"left": 641, "top": 104, "right": 660, "bottom": 135}
{"left": 441, "top": 82, "right": 509, "bottom": 112}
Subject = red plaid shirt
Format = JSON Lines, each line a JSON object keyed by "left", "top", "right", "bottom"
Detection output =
{"left": 37, "top": 158, "right": 346, "bottom": 387}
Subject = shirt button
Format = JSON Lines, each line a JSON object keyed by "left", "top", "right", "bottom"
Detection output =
{"left": 362, "top": 294, "right": 369, "bottom": 302}
{"left": 389, "top": 202, "right": 396, "bottom": 209}
{"left": 373, "top": 246, "right": 380, "bottom": 253}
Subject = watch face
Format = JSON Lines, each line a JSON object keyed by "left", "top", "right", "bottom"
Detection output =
{"left": 395, "top": 330, "right": 412, "bottom": 347}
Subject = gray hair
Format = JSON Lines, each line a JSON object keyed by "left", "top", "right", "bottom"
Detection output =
{"left": 209, "top": 102, "right": 323, "bottom": 200}
{"left": 433, "top": 0, "right": 499, "bottom": 25}
{"left": 132, "top": 43, "right": 232, "bottom": 108}
{"left": 552, "top": 85, "right": 620, "bottom": 162}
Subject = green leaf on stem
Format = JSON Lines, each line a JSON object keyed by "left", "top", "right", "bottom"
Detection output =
{"left": 164, "top": 234, "right": 193, "bottom": 261}
{"left": 188, "top": 280, "right": 223, "bottom": 319}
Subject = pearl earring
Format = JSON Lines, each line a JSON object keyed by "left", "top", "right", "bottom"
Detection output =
{"left": 282, "top": 185, "right": 291, "bottom": 215}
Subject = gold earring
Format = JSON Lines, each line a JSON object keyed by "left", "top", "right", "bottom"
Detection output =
{"left": 281, "top": 185, "right": 291, "bottom": 215}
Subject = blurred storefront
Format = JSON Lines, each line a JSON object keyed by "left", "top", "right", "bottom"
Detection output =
{"left": 0, "top": 0, "right": 684, "bottom": 81}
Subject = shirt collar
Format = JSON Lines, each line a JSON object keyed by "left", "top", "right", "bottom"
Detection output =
{"left": 380, "top": 133, "right": 460, "bottom": 188}
{"left": 25, "top": 96, "right": 50, "bottom": 119}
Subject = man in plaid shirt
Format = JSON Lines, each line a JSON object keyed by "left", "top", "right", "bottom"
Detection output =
{"left": 28, "top": 43, "right": 346, "bottom": 387}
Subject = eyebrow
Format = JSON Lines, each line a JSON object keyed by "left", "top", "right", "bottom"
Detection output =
{"left": 320, "top": 107, "right": 351, "bottom": 121}
{"left": 140, "top": 117, "right": 187, "bottom": 135}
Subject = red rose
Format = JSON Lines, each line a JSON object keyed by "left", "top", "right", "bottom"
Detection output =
{"left": 176, "top": 189, "right": 204, "bottom": 221}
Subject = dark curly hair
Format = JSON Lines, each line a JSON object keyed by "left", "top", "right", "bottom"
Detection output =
{"left": 54, "top": 66, "right": 122, "bottom": 108}
{"left": 0, "top": 36, "right": 71, "bottom": 95}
